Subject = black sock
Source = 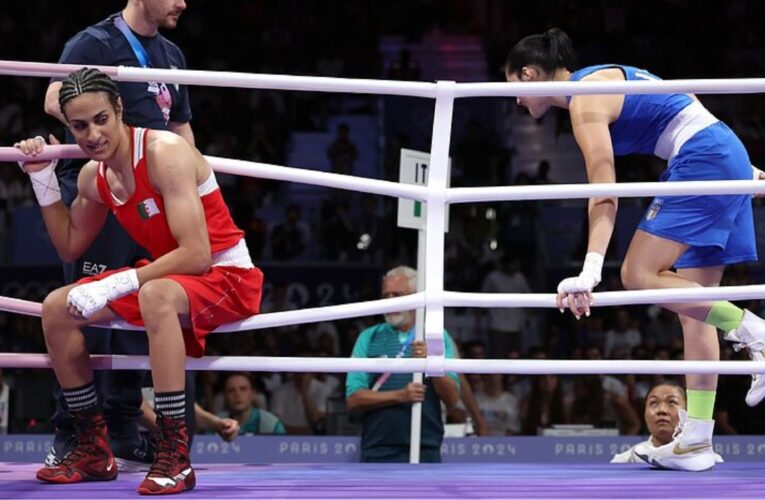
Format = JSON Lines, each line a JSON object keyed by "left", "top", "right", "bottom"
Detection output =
{"left": 154, "top": 390, "right": 186, "bottom": 421}
{"left": 62, "top": 382, "right": 99, "bottom": 414}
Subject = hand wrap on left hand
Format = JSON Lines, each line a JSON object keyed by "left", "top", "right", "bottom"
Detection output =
{"left": 67, "top": 269, "right": 139, "bottom": 318}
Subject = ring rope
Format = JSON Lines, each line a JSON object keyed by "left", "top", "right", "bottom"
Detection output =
{"left": 3, "top": 60, "right": 765, "bottom": 98}
{"left": 2, "top": 146, "right": 762, "bottom": 202}
{"left": 5, "top": 286, "right": 765, "bottom": 334}
{"left": 1, "top": 61, "right": 765, "bottom": 377}
{"left": 0, "top": 354, "right": 762, "bottom": 376}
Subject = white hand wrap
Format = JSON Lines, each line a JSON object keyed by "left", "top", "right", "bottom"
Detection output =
{"left": 18, "top": 135, "right": 61, "bottom": 207}
{"left": 67, "top": 269, "right": 139, "bottom": 318}
{"left": 557, "top": 252, "right": 604, "bottom": 294}
{"left": 25, "top": 159, "right": 61, "bottom": 207}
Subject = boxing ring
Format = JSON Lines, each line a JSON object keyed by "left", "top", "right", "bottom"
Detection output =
{"left": 2, "top": 60, "right": 765, "bottom": 498}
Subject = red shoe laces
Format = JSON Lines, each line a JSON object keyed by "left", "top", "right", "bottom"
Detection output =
{"left": 148, "top": 428, "right": 187, "bottom": 478}
{"left": 60, "top": 432, "right": 100, "bottom": 466}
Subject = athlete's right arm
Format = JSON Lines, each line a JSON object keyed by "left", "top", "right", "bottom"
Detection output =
{"left": 15, "top": 136, "right": 108, "bottom": 262}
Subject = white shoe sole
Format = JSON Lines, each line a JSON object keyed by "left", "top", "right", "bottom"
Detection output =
{"left": 636, "top": 452, "right": 716, "bottom": 472}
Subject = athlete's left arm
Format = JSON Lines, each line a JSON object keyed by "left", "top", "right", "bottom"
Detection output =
{"left": 136, "top": 134, "right": 212, "bottom": 284}
{"left": 569, "top": 94, "right": 622, "bottom": 257}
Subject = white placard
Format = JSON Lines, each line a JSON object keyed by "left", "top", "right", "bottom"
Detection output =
{"left": 397, "top": 148, "right": 450, "bottom": 231}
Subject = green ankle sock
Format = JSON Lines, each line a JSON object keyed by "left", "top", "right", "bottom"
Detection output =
{"left": 705, "top": 301, "right": 744, "bottom": 332}
{"left": 687, "top": 389, "right": 716, "bottom": 420}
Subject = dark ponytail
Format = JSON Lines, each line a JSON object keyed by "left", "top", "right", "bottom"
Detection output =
{"left": 504, "top": 28, "right": 578, "bottom": 78}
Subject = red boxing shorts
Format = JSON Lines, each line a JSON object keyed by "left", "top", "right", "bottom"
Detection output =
{"left": 76, "top": 260, "right": 263, "bottom": 357}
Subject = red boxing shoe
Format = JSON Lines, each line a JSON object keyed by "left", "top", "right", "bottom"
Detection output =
{"left": 137, "top": 416, "right": 195, "bottom": 495}
{"left": 36, "top": 412, "right": 118, "bottom": 483}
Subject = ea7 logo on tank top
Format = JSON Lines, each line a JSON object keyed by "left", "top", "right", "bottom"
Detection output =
{"left": 137, "top": 198, "right": 161, "bottom": 219}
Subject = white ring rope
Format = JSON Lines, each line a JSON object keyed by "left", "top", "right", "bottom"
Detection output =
{"left": 0, "top": 146, "right": 428, "bottom": 201}
{"left": 5, "top": 285, "right": 765, "bottom": 333}
{"left": 0, "top": 60, "right": 436, "bottom": 98}
{"left": 0, "top": 294, "right": 426, "bottom": 332}
{"left": 444, "top": 286, "right": 765, "bottom": 308}
{"left": 455, "top": 79, "right": 765, "bottom": 98}
{"left": 0, "top": 354, "right": 763, "bottom": 376}
{"left": 2, "top": 146, "right": 763, "bottom": 202}
{"left": 3, "top": 60, "right": 765, "bottom": 98}
{"left": 448, "top": 180, "right": 765, "bottom": 203}
{"left": 2, "top": 61, "right": 765, "bottom": 377}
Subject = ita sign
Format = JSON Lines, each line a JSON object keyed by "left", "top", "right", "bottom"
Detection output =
{"left": 397, "top": 148, "right": 451, "bottom": 231}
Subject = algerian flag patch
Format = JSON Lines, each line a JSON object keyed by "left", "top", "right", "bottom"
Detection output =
{"left": 137, "top": 198, "right": 161, "bottom": 219}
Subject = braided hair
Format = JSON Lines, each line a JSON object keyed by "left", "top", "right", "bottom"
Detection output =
{"left": 58, "top": 67, "right": 121, "bottom": 116}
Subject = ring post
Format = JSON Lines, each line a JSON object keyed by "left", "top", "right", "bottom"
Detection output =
{"left": 408, "top": 81, "right": 455, "bottom": 463}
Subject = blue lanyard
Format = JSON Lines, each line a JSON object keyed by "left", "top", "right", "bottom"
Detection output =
{"left": 114, "top": 15, "right": 152, "bottom": 68}
{"left": 396, "top": 329, "right": 417, "bottom": 358}
{"left": 370, "top": 328, "right": 417, "bottom": 391}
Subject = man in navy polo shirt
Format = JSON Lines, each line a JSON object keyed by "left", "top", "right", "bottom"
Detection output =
{"left": 43, "top": 0, "right": 195, "bottom": 470}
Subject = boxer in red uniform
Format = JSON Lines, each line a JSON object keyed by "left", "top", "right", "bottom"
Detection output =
{"left": 15, "top": 67, "right": 263, "bottom": 495}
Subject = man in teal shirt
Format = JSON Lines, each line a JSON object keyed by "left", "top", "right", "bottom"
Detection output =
{"left": 346, "top": 266, "right": 460, "bottom": 462}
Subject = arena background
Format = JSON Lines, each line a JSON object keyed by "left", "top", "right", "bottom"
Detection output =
{"left": 2, "top": 0, "right": 765, "bottom": 451}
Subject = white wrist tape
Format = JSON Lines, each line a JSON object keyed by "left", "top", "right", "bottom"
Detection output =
{"left": 581, "top": 252, "right": 604, "bottom": 286}
{"left": 66, "top": 269, "right": 140, "bottom": 318}
{"left": 104, "top": 269, "right": 140, "bottom": 301}
{"left": 26, "top": 159, "right": 61, "bottom": 207}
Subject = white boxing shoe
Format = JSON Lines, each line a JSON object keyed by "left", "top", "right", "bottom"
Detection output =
{"left": 637, "top": 410, "right": 716, "bottom": 472}
{"left": 724, "top": 310, "right": 765, "bottom": 406}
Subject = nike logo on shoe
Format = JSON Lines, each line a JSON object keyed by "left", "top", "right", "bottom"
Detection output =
{"left": 634, "top": 452, "right": 664, "bottom": 468}
{"left": 148, "top": 467, "right": 192, "bottom": 487}
{"left": 673, "top": 443, "right": 712, "bottom": 455}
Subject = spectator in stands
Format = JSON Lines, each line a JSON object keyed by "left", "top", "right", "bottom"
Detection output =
{"left": 455, "top": 119, "right": 498, "bottom": 187}
{"left": 460, "top": 340, "right": 487, "bottom": 409}
{"left": 270, "top": 361, "right": 339, "bottom": 435}
{"left": 219, "top": 373, "right": 286, "bottom": 435}
{"left": 576, "top": 315, "right": 607, "bottom": 352}
{"left": 444, "top": 343, "right": 490, "bottom": 436}
{"left": 386, "top": 48, "right": 421, "bottom": 81}
{"left": 604, "top": 308, "right": 643, "bottom": 359}
{"left": 318, "top": 199, "right": 356, "bottom": 262}
{"left": 474, "top": 373, "right": 521, "bottom": 436}
{"left": 463, "top": 340, "right": 487, "bottom": 360}
{"left": 346, "top": 266, "right": 460, "bottom": 462}
{"left": 644, "top": 307, "right": 683, "bottom": 351}
{"left": 327, "top": 123, "right": 358, "bottom": 176}
{"left": 499, "top": 174, "right": 539, "bottom": 273}
{"left": 522, "top": 373, "right": 570, "bottom": 435}
{"left": 481, "top": 253, "right": 532, "bottom": 357}
{"left": 533, "top": 160, "right": 554, "bottom": 184}
{"left": 353, "top": 196, "right": 386, "bottom": 264}
{"left": 0, "top": 368, "right": 11, "bottom": 434}
{"left": 570, "top": 346, "right": 641, "bottom": 434}
{"left": 140, "top": 396, "right": 239, "bottom": 442}
{"left": 612, "top": 379, "right": 723, "bottom": 464}
{"left": 270, "top": 204, "right": 312, "bottom": 260}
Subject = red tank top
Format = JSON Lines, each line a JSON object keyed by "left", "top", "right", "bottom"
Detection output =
{"left": 96, "top": 127, "right": 244, "bottom": 260}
